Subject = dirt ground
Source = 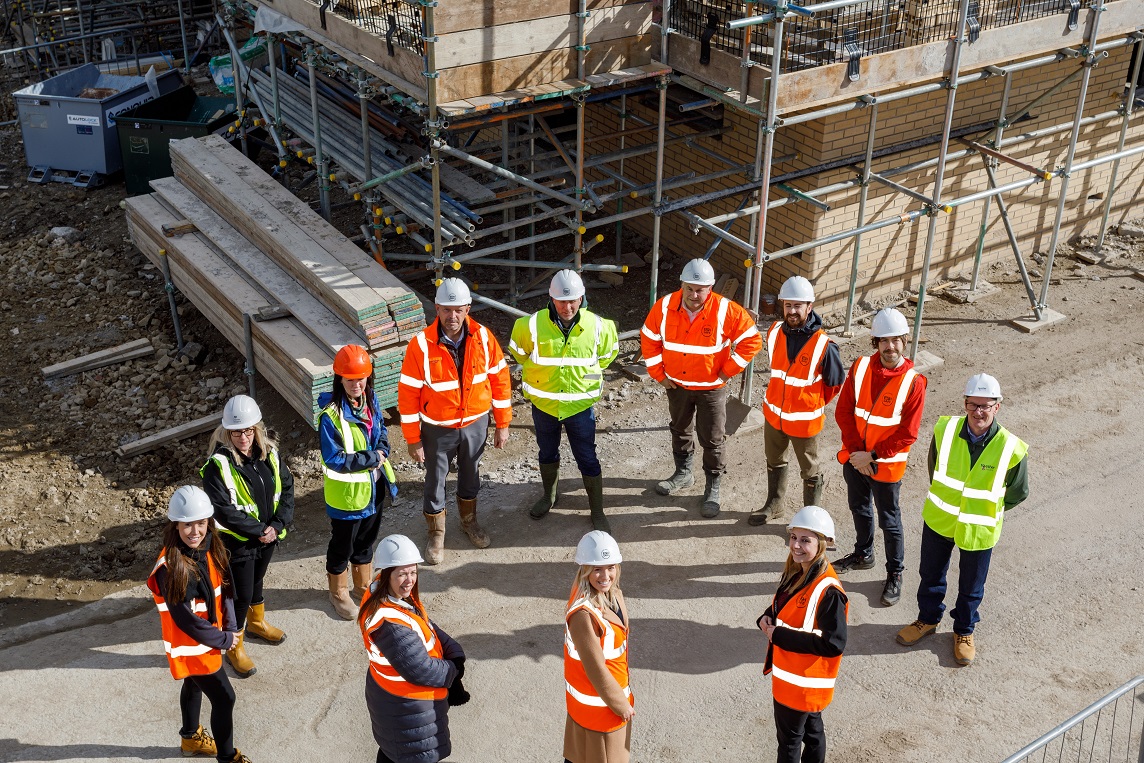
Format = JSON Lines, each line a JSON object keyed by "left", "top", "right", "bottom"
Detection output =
{"left": 2, "top": 114, "right": 1144, "bottom": 762}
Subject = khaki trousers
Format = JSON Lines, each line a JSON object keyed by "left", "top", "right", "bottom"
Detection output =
{"left": 763, "top": 420, "right": 822, "bottom": 480}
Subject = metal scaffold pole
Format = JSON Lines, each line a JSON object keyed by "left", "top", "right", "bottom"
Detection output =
{"left": 423, "top": 0, "right": 445, "bottom": 284}
{"left": 969, "top": 67, "right": 1011, "bottom": 291}
{"left": 843, "top": 99, "right": 878, "bottom": 335}
{"left": 305, "top": 44, "right": 332, "bottom": 221}
{"left": 648, "top": 75, "right": 669, "bottom": 306}
{"left": 1094, "top": 33, "right": 1143, "bottom": 255}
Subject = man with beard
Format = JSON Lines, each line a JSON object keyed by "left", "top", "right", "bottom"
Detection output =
{"left": 749, "top": 276, "right": 845, "bottom": 526}
{"left": 833, "top": 308, "right": 928, "bottom": 607}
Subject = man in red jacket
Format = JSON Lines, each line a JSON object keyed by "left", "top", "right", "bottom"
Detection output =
{"left": 834, "top": 308, "right": 927, "bottom": 607}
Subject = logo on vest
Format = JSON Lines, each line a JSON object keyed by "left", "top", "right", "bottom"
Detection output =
{"left": 702, "top": 326, "right": 713, "bottom": 337}
{"left": 981, "top": 464, "right": 996, "bottom": 470}
{"left": 882, "top": 394, "right": 893, "bottom": 406}
{"left": 800, "top": 356, "right": 811, "bottom": 366}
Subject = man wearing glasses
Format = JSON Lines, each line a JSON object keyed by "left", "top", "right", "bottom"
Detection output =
{"left": 895, "top": 373, "right": 1029, "bottom": 666}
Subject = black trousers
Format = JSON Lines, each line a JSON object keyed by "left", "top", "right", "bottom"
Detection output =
{"left": 229, "top": 543, "right": 275, "bottom": 629}
{"left": 326, "top": 511, "right": 381, "bottom": 574}
{"left": 841, "top": 462, "right": 905, "bottom": 574}
{"left": 774, "top": 699, "right": 826, "bottom": 763}
{"left": 180, "top": 667, "right": 236, "bottom": 762}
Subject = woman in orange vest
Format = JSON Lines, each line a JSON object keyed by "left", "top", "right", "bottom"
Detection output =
{"left": 147, "top": 486, "right": 252, "bottom": 762}
{"left": 758, "top": 506, "right": 848, "bottom": 763}
{"left": 358, "top": 534, "right": 467, "bottom": 763}
{"left": 564, "top": 531, "right": 634, "bottom": 763}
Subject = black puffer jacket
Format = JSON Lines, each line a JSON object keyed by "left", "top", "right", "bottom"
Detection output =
{"left": 366, "top": 617, "right": 463, "bottom": 763}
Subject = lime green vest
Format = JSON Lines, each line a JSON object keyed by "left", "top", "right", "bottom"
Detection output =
{"left": 200, "top": 450, "right": 284, "bottom": 542}
{"left": 508, "top": 308, "right": 619, "bottom": 420}
{"left": 320, "top": 402, "right": 375, "bottom": 513}
{"left": 922, "top": 416, "right": 1028, "bottom": 551}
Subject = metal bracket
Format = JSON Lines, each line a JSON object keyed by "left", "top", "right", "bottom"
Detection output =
{"left": 1065, "top": 0, "right": 1080, "bottom": 31}
{"left": 575, "top": 10, "right": 590, "bottom": 17}
{"left": 574, "top": 44, "right": 590, "bottom": 52}
{"left": 386, "top": 15, "right": 397, "bottom": 57}
{"left": 843, "top": 28, "right": 862, "bottom": 82}
{"left": 966, "top": 2, "right": 980, "bottom": 44}
{"left": 318, "top": 0, "right": 330, "bottom": 30}
{"left": 700, "top": 12, "right": 719, "bottom": 66}
{"left": 422, "top": 70, "right": 440, "bottom": 79}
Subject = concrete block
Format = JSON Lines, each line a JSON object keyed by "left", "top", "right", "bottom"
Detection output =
{"left": 1074, "top": 250, "right": 1104, "bottom": 265}
{"left": 1010, "top": 308, "right": 1067, "bottom": 333}
{"left": 944, "top": 279, "right": 1000, "bottom": 304}
{"left": 912, "top": 349, "right": 944, "bottom": 375}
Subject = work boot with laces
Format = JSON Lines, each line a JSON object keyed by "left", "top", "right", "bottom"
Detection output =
{"left": 700, "top": 472, "right": 722, "bottom": 518}
{"left": 880, "top": 572, "right": 903, "bottom": 606}
{"left": 954, "top": 633, "right": 976, "bottom": 666}
{"left": 833, "top": 551, "right": 875, "bottom": 572}
{"left": 896, "top": 620, "right": 938, "bottom": 646}
{"left": 223, "top": 750, "right": 252, "bottom": 763}
{"left": 180, "top": 725, "right": 217, "bottom": 757}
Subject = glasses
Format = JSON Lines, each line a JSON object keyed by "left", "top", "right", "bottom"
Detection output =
{"left": 964, "top": 401, "right": 998, "bottom": 412}
{"left": 231, "top": 427, "right": 256, "bottom": 437}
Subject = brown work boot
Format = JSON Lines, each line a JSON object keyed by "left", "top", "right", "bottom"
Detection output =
{"left": 350, "top": 563, "right": 374, "bottom": 603}
{"left": 327, "top": 571, "right": 359, "bottom": 620}
{"left": 458, "top": 498, "right": 490, "bottom": 548}
{"left": 180, "top": 725, "right": 217, "bottom": 757}
{"left": 954, "top": 633, "right": 976, "bottom": 666}
{"left": 223, "top": 750, "right": 252, "bottom": 763}
{"left": 245, "top": 602, "right": 285, "bottom": 644}
{"left": 225, "top": 630, "right": 255, "bottom": 678}
{"left": 424, "top": 510, "right": 446, "bottom": 565}
{"left": 896, "top": 620, "right": 938, "bottom": 646}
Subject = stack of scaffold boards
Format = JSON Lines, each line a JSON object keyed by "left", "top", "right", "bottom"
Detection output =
{"left": 125, "top": 133, "right": 425, "bottom": 428}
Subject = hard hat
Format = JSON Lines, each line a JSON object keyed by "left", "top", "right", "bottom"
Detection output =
{"left": 871, "top": 308, "right": 909, "bottom": 338}
{"left": 574, "top": 530, "right": 623, "bottom": 566}
{"left": 435, "top": 278, "right": 472, "bottom": 306}
{"left": 964, "top": 373, "right": 1002, "bottom": 401}
{"left": 777, "top": 276, "right": 815, "bottom": 303}
{"left": 680, "top": 258, "right": 716, "bottom": 286}
{"left": 333, "top": 344, "right": 373, "bottom": 380}
{"left": 549, "top": 269, "right": 585, "bottom": 300}
{"left": 221, "top": 394, "right": 262, "bottom": 430}
{"left": 373, "top": 534, "right": 424, "bottom": 570}
{"left": 168, "top": 485, "right": 214, "bottom": 523}
{"left": 788, "top": 505, "right": 835, "bottom": 543}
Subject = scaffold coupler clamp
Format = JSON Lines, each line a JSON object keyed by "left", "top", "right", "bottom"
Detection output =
{"left": 843, "top": 29, "right": 862, "bottom": 82}
{"left": 1065, "top": 0, "right": 1080, "bottom": 31}
{"left": 965, "top": 2, "right": 981, "bottom": 44}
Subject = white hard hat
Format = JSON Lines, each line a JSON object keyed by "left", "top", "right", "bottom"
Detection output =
{"left": 788, "top": 505, "right": 835, "bottom": 543}
{"left": 168, "top": 485, "right": 214, "bottom": 523}
{"left": 373, "top": 534, "right": 424, "bottom": 570}
{"left": 549, "top": 269, "right": 585, "bottom": 300}
{"left": 574, "top": 530, "right": 623, "bottom": 566}
{"left": 221, "top": 394, "right": 262, "bottom": 430}
{"left": 435, "top": 278, "right": 472, "bottom": 306}
{"left": 777, "top": 276, "right": 815, "bottom": 303}
{"left": 871, "top": 308, "right": 909, "bottom": 338}
{"left": 680, "top": 258, "right": 716, "bottom": 286}
{"left": 964, "top": 373, "right": 1002, "bottom": 401}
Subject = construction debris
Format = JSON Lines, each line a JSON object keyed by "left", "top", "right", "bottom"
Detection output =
{"left": 41, "top": 338, "right": 155, "bottom": 380}
{"left": 114, "top": 412, "right": 220, "bottom": 457}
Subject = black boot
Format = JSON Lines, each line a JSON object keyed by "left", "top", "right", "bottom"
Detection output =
{"left": 701, "top": 472, "right": 722, "bottom": 518}
{"left": 655, "top": 452, "right": 694, "bottom": 495}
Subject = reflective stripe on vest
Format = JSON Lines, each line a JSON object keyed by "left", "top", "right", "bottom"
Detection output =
{"left": 564, "top": 595, "right": 633, "bottom": 733}
{"left": 768, "top": 566, "right": 846, "bottom": 713}
{"left": 514, "top": 309, "right": 615, "bottom": 416}
{"left": 762, "top": 322, "right": 831, "bottom": 437}
{"left": 360, "top": 591, "right": 447, "bottom": 701}
{"left": 922, "top": 416, "right": 1028, "bottom": 551}
{"left": 202, "top": 451, "right": 284, "bottom": 542}
{"left": 849, "top": 355, "right": 918, "bottom": 482}
{"left": 320, "top": 403, "right": 373, "bottom": 512}
{"left": 402, "top": 323, "right": 506, "bottom": 426}
{"left": 148, "top": 552, "right": 225, "bottom": 681}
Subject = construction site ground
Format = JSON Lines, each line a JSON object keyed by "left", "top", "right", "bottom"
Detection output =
{"left": 2, "top": 116, "right": 1143, "bottom": 761}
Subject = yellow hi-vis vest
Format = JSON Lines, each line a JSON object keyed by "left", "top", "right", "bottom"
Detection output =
{"left": 200, "top": 450, "right": 284, "bottom": 542}
{"left": 321, "top": 402, "right": 374, "bottom": 513}
{"left": 508, "top": 308, "right": 618, "bottom": 420}
{"left": 922, "top": 416, "right": 1028, "bottom": 551}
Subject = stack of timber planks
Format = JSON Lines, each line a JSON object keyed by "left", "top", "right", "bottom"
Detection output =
{"left": 124, "top": 134, "right": 425, "bottom": 428}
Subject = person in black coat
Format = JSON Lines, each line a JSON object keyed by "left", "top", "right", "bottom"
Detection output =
{"left": 358, "top": 535, "right": 468, "bottom": 763}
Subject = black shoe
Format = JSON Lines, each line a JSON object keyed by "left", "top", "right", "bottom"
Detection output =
{"left": 833, "top": 552, "right": 875, "bottom": 572}
{"left": 881, "top": 572, "right": 902, "bottom": 606}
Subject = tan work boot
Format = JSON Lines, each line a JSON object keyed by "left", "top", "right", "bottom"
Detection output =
{"left": 350, "top": 563, "right": 374, "bottom": 603}
{"left": 327, "top": 571, "right": 359, "bottom": 620}
{"left": 954, "top": 633, "right": 976, "bottom": 666}
{"left": 245, "top": 602, "right": 285, "bottom": 644}
{"left": 896, "top": 620, "right": 938, "bottom": 646}
{"left": 225, "top": 630, "right": 255, "bottom": 677}
{"left": 223, "top": 750, "right": 252, "bottom": 763}
{"left": 458, "top": 497, "right": 490, "bottom": 549}
{"left": 424, "top": 510, "right": 446, "bottom": 565}
{"left": 180, "top": 725, "right": 217, "bottom": 757}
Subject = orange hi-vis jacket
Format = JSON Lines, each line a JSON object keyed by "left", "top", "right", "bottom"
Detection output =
{"left": 360, "top": 587, "right": 448, "bottom": 701}
{"left": 147, "top": 550, "right": 225, "bottom": 680}
{"left": 398, "top": 316, "right": 512, "bottom": 444}
{"left": 564, "top": 592, "right": 633, "bottom": 733}
{"left": 763, "top": 321, "right": 833, "bottom": 437}
{"left": 837, "top": 355, "right": 919, "bottom": 483}
{"left": 766, "top": 565, "right": 848, "bottom": 713}
{"left": 640, "top": 291, "right": 761, "bottom": 390}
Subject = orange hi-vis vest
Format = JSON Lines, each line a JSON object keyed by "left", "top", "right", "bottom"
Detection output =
{"left": 398, "top": 315, "right": 512, "bottom": 444}
{"left": 766, "top": 565, "right": 847, "bottom": 713}
{"left": 564, "top": 593, "right": 634, "bottom": 733}
{"left": 840, "top": 355, "right": 919, "bottom": 483}
{"left": 147, "top": 550, "right": 225, "bottom": 680}
{"left": 360, "top": 588, "right": 448, "bottom": 701}
{"left": 763, "top": 322, "right": 832, "bottom": 437}
{"left": 640, "top": 291, "right": 761, "bottom": 390}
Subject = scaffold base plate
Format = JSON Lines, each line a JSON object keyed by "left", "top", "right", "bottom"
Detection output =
{"left": 1010, "top": 308, "right": 1067, "bottom": 333}
{"left": 945, "top": 279, "right": 999, "bottom": 303}
{"left": 912, "top": 350, "right": 945, "bottom": 375}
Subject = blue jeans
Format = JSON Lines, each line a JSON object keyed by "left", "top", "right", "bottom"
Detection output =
{"left": 531, "top": 405, "right": 601, "bottom": 477}
{"left": 916, "top": 522, "right": 993, "bottom": 635}
{"left": 841, "top": 462, "right": 905, "bottom": 574}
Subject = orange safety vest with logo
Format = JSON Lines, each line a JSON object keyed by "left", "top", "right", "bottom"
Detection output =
{"left": 763, "top": 322, "right": 832, "bottom": 437}
{"left": 397, "top": 316, "right": 512, "bottom": 444}
{"left": 147, "top": 550, "right": 225, "bottom": 681}
{"left": 359, "top": 588, "right": 448, "bottom": 701}
{"left": 640, "top": 291, "right": 761, "bottom": 390}
{"left": 839, "top": 355, "right": 919, "bottom": 483}
{"left": 564, "top": 592, "right": 634, "bottom": 733}
{"left": 765, "top": 565, "right": 847, "bottom": 713}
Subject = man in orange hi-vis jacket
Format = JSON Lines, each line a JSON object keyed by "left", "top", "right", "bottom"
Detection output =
{"left": 398, "top": 278, "right": 512, "bottom": 565}
{"left": 641, "top": 258, "right": 762, "bottom": 518}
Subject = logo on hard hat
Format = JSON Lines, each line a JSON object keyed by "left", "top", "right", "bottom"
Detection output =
{"left": 448, "top": 292, "right": 456, "bottom": 301}
{"left": 563, "top": 287, "right": 571, "bottom": 295}
{"left": 601, "top": 549, "right": 610, "bottom": 559}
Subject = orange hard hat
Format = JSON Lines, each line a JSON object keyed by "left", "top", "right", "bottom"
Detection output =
{"left": 333, "top": 344, "right": 372, "bottom": 379}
